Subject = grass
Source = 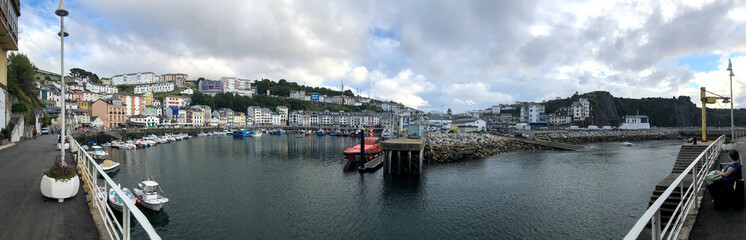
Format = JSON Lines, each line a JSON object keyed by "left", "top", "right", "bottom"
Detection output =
{"left": 154, "top": 87, "right": 187, "bottom": 101}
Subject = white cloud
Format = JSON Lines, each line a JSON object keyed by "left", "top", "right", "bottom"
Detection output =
{"left": 368, "top": 69, "right": 433, "bottom": 108}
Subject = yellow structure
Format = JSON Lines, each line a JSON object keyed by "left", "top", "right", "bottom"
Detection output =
{"left": 700, "top": 87, "right": 729, "bottom": 142}
{"left": 77, "top": 101, "right": 89, "bottom": 110}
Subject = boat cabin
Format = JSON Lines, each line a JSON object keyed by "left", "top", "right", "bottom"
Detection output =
{"left": 138, "top": 181, "right": 160, "bottom": 194}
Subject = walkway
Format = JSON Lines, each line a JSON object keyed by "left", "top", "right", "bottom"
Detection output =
{"left": 0, "top": 135, "right": 99, "bottom": 239}
{"left": 689, "top": 138, "right": 746, "bottom": 238}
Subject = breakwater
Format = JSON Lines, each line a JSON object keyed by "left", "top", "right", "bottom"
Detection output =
{"left": 532, "top": 129, "right": 683, "bottom": 144}
{"left": 424, "top": 133, "right": 553, "bottom": 163}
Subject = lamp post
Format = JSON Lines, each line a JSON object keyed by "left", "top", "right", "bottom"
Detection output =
{"left": 56, "top": 0, "right": 69, "bottom": 164}
{"left": 728, "top": 59, "right": 736, "bottom": 140}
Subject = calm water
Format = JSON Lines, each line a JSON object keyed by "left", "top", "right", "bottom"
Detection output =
{"left": 106, "top": 135, "right": 683, "bottom": 239}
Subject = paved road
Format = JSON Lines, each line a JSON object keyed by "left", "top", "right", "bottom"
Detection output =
{"left": 0, "top": 135, "right": 99, "bottom": 239}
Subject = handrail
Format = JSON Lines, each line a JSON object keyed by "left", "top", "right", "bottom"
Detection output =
{"left": 70, "top": 136, "right": 161, "bottom": 240}
{"left": 625, "top": 134, "right": 725, "bottom": 240}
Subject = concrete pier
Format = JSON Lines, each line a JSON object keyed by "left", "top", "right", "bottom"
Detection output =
{"left": 381, "top": 137, "right": 426, "bottom": 175}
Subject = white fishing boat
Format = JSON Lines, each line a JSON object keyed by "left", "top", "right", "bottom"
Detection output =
{"left": 381, "top": 128, "right": 394, "bottom": 139}
{"left": 100, "top": 160, "right": 120, "bottom": 174}
{"left": 108, "top": 187, "right": 136, "bottom": 212}
{"left": 133, "top": 180, "right": 169, "bottom": 211}
{"left": 90, "top": 145, "right": 109, "bottom": 160}
{"left": 621, "top": 142, "right": 633, "bottom": 146}
{"left": 116, "top": 141, "right": 136, "bottom": 149}
{"left": 253, "top": 131, "right": 263, "bottom": 137}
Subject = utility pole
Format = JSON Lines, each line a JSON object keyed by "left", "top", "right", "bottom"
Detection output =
{"left": 728, "top": 59, "right": 735, "bottom": 140}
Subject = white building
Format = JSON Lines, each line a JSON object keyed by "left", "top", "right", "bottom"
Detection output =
{"left": 129, "top": 115, "right": 159, "bottom": 127}
{"left": 85, "top": 82, "right": 118, "bottom": 94}
{"left": 118, "top": 94, "right": 142, "bottom": 116}
{"left": 112, "top": 72, "right": 159, "bottom": 85}
{"left": 163, "top": 95, "right": 190, "bottom": 108}
{"left": 180, "top": 88, "right": 194, "bottom": 95}
{"left": 134, "top": 82, "right": 175, "bottom": 94}
{"left": 547, "top": 114, "right": 572, "bottom": 126}
{"left": 271, "top": 114, "right": 282, "bottom": 126}
{"left": 453, "top": 118, "right": 487, "bottom": 132}
{"left": 520, "top": 103, "right": 545, "bottom": 123}
{"left": 220, "top": 77, "right": 254, "bottom": 97}
{"left": 572, "top": 98, "right": 591, "bottom": 121}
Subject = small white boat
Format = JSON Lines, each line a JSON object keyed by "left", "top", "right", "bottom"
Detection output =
{"left": 253, "top": 131, "right": 263, "bottom": 137}
{"left": 621, "top": 142, "right": 633, "bottom": 146}
{"left": 197, "top": 132, "right": 208, "bottom": 137}
{"left": 90, "top": 145, "right": 109, "bottom": 160}
{"left": 133, "top": 180, "right": 169, "bottom": 211}
{"left": 116, "top": 141, "right": 136, "bottom": 149}
{"left": 108, "top": 187, "right": 136, "bottom": 212}
{"left": 100, "top": 160, "right": 120, "bottom": 174}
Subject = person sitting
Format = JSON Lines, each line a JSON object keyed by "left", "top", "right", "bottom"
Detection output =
{"left": 711, "top": 150, "right": 742, "bottom": 209}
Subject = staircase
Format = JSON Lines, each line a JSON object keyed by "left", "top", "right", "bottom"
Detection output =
{"left": 648, "top": 144, "right": 712, "bottom": 224}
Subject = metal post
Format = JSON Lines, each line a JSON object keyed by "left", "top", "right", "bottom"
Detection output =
{"left": 388, "top": 151, "right": 392, "bottom": 175}
{"left": 730, "top": 60, "right": 735, "bottom": 141}
{"left": 651, "top": 210, "right": 661, "bottom": 239}
{"left": 123, "top": 200, "right": 130, "bottom": 240}
{"left": 701, "top": 87, "right": 707, "bottom": 142}
{"left": 419, "top": 150, "right": 423, "bottom": 175}
{"left": 59, "top": 16, "right": 66, "bottom": 165}
{"left": 692, "top": 164, "right": 698, "bottom": 209}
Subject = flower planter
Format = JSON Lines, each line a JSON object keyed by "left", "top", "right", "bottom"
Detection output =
{"left": 57, "top": 143, "right": 69, "bottom": 150}
{"left": 723, "top": 143, "right": 736, "bottom": 151}
{"left": 40, "top": 175, "right": 79, "bottom": 202}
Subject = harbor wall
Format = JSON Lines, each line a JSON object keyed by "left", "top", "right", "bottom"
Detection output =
{"left": 532, "top": 129, "right": 683, "bottom": 144}
{"left": 424, "top": 133, "right": 553, "bottom": 163}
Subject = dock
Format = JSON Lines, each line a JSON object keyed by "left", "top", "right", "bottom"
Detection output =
{"left": 381, "top": 137, "right": 426, "bottom": 175}
{"left": 688, "top": 138, "right": 746, "bottom": 239}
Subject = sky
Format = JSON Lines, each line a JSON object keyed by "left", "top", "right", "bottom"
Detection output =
{"left": 16, "top": 0, "right": 746, "bottom": 113}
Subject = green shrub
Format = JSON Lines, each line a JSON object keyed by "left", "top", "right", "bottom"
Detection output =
{"left": 43, "top": 155, "right": 76, "bottom": 181}
{"left": 11, "top": 102, "right": 29, "bottom": 113}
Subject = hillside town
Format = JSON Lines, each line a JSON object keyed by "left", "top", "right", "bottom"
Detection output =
{"left": 32, "top": 70, "right": 427, "bottom": 131}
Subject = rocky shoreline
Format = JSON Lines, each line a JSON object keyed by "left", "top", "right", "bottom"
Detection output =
{"left": 423, "top": 130, "right": 684, "bottom": 163}
{"left": 424, "top": 133, "right": 554, "bottom": 163}
{"left": 531, "top": 129, "right": 684, "bottom": 144}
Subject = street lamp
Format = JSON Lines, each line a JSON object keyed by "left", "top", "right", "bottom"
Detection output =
{"left": 728, "top": 59, "right": 735, "bottom": 140}
{"left": 56, "top": 0, "right": 69, "bottom": 164}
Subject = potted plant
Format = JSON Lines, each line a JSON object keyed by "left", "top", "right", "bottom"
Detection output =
{"left": 40, "top": 154, "right": 79, "bottom": 202}
{"left": 0, "top": 128, "right": 9, "bottom": 145}
{"left": 57, "top": 136, "right": 70, "bottom": 150}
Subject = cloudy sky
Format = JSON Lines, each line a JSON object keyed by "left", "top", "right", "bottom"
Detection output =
{"left": 18, "top": 0, "right": 746, "bottom": 112}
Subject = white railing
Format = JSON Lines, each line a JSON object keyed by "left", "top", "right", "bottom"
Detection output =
{"left": 625, "top": 135, "right": 725, "bottom": 240}
{"left": 70, "top": 137, "right": 161, "bottom": 240}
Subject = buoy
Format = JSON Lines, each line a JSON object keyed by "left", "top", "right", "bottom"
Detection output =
{"left": 137, "top": 199, "right": 141, "bottom": 204}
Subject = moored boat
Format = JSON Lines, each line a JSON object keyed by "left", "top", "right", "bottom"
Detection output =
{"left": 100, "top": 160, "right": 120, "bottom": 174}
{"left": 133, "top": 180, "right": 169, "bottom": 211}
{"left": 343, "top": 135, "right": 383, "bottom": 171}
{"left": 90, "top": 145, "right": 109, "bottom": 160}
{"left": 108, "top": 187, "right": 136, "bottom": 212}
{"left": 316, "top": 130, "right": 325, "bottom": 136}
{"left": 621, "top": 142, "right": 633, "bottom": 146}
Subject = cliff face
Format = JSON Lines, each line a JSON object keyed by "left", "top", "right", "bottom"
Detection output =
{"left": 545, "top": 92, "right": 702, "bottom": 127}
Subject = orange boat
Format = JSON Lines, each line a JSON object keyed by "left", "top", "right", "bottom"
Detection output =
{"left": 343, "top": 136, "right": 383, "bottom": 169}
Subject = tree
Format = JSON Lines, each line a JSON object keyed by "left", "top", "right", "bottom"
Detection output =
{"left": 198, "top": 77, "right": 205, "bottom": 81}
{"left": 344, "top": 89, "right": 354, "bottom": 97}
{"left": 44, "top": 75, "right": 52, "bottom": 81}
{"left": 7, "top": 53, "right": 38, "bottom": 102}
{"left": 89, "top": 74, "right": 100, "bottom": 84}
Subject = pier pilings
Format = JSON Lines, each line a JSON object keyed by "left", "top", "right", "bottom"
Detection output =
{"left": 381, "top": 138, "right": 426, "bottom": 175}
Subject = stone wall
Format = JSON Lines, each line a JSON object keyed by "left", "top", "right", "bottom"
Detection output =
{"left": 424, "top": 133, "right": 553, "bottom": 163}
{"left": 531, "top": 129, "right": 683, "bottom": 144}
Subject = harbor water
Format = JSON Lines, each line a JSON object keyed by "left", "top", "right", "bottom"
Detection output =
{"left": 107, "top": 135, "right": 683, "bottom": 239}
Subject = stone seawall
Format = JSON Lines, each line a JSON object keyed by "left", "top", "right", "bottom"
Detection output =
{"left": 424, "top": 133, "right": 553, "bottom": 163}
{"left": 532, "top": 129, "right": 683, "bottom": 144}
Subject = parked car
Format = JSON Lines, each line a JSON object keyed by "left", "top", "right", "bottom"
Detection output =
{"left": 41, "top": 128, "right": 49, "bottom": 135}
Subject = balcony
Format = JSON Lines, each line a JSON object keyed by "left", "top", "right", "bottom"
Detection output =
{"left": 0, "top": 0, "right": 18, "bottom": 51}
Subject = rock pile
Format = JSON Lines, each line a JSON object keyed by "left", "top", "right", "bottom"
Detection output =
{"left": 531, "top": 129, "right": 682, "bottom": 144}
{"left": 424, "top": 133, "right": 550, "bottom": 163}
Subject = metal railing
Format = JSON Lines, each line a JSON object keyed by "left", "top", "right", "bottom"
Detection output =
{"left": 70, "top": 137, "right": 161, "bottom": 240}
{"left": 625, "top": 135, "right": 725, "bottom": 240}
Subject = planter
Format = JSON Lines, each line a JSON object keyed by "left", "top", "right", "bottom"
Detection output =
{"left": 723, "top": 143, "right": 736, "bottom": 151}
{"left": 40, "top": 175, "right": 79, "bottom": 202}
{"left": 0, "top": 139, "right": 8, "bottom": 145}
{"left": 57, "top": 143, "right": 69, "bottom": 150}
